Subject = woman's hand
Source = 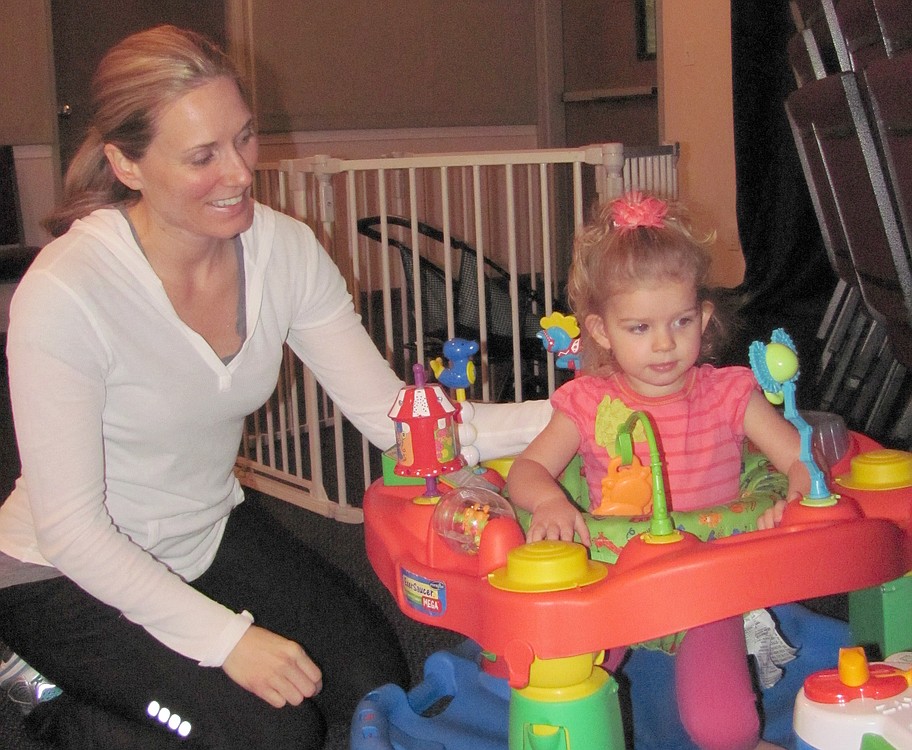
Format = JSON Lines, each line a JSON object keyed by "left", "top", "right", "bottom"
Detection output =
{"left": 222, "top": 625, "right": 323, "bottom": 707}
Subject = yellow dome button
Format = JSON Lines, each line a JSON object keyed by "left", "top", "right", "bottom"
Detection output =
{"left": 488, "top": 540, "right": 607, "bottom": 593}
{"left": 836, "top": 449, "right": 912, "bottom": 491}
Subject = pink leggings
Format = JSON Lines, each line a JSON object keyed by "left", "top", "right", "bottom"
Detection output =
{"left": 675, "top": 616, "right": 760, "bottom": 750}
{"left": 605, "top": 615, "right": 760, "bottom": 750}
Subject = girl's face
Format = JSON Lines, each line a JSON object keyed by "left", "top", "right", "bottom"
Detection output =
{"left": 586, "top": 277, "right": 713, "bottom": 397}
{"left": 105, "top": 76, "right": 258, "bottom": 250}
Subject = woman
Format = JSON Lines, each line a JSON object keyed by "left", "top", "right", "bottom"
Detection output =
{"left": 0, "top": 25, "right": 550, "bottom": 748}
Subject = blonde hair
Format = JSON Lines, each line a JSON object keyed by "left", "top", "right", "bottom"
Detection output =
{"left": 45, "top": 25, "right": 248, "bottom": 237}
{"left": 567, "top": 195, "right": 731, "bottom": 373}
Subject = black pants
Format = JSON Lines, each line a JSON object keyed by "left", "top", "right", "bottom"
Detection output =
{"left": 0, "top": 497, "right": 409, "bottom": 749}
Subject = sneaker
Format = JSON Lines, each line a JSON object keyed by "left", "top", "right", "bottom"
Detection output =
{"left": 0, "top": 641, "right": 62, "bottom": 715}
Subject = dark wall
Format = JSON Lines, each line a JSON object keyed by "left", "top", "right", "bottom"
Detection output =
{"left": 726, "top": 0, "right": 837, "bottom": 404}
{"left": 51, "top": 0, "right": 227, "bottom": 172}
{"left": 562, "top": 0, "right": 659, "bottom": 147}
{"left": 251, "top": 1, "right": 538, "bottom": 133}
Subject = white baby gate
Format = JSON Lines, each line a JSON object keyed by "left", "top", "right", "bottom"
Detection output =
{"left": 236, "top": 142, "right": 679, "bottom": 522}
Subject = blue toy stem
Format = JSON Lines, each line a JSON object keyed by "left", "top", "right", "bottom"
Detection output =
{"left": 748, "top": 329, "right": 834, "bottom": 504}
{"left": 778, "top": 382, "right": 832, "bottom": 502}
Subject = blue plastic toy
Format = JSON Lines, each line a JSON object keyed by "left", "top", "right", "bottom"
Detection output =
{"left": 537, "top": 312, "right": 581, "bottom": 371}
{"left": 749, "top": 328, "right": 835, "bottom": 504}
{"left": 351, "top": 640, "right": 510, "bottom": 750}
{"left": 350, "top": 606, "right": 852, "bottom": 750}
{"left": 430, "top": 338, "right": 478, "bottom": 400}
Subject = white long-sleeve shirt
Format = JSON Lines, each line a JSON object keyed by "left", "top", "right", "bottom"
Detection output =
{"left": 0, "top": 204, "right": 550, "bottom": 666}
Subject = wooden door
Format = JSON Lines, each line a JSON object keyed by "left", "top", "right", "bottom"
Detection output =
{"left": 51, "top": 0, "right": 226, "bottom": 174}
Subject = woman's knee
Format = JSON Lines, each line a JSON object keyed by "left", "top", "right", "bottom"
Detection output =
{"left": 315, "top": 636, "right": 409, "bottom": 726}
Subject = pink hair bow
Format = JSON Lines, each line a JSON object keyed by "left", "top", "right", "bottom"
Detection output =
{"left": 610, "top": 191, "right": 668, "bottom": 231}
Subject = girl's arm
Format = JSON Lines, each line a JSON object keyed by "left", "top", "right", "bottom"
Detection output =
{"left": 742, "top": 390, "right": 811, "bottom": 528}
{"left": 506, "top": 410, "right": 590, "bottom": 545}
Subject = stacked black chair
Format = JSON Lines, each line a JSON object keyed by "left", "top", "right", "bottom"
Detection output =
{"left": 785, "top": 0, "right": 912, "bottom": 445}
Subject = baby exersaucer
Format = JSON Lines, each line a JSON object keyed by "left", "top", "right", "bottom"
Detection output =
{"left": 353, "top": 331, "right": 912, "bottom": 749}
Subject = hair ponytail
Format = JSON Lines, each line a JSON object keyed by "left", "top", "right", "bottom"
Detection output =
{"left": 43, "top": 128, "right": 138, "bottom": 238}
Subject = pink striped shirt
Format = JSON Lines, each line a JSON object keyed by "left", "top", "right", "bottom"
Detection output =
{"left": 551, "top": 365, "right": 757, "bottom": 512}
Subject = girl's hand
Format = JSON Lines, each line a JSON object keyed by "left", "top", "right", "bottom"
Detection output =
{"left": 785, "top": 458, "right": 811, "bottom": 503}
{"left": 507, "top": 412, "right": 588, "bottom": 546}
{"left": 756, "top": 499, "right": 786, "bottom": 530}
{"left": 757, "top": 459, "right": 810, "bottom": 530}
{"left": 744, "top": 392, "right": 815, "bottom": 532}
{"left": 757, "top": 457, "right": 814, "bottom": 529}
{"left": 526, "top": 497, "right": 591, "bottom": 546}
{"left": 222, "top": 625, "right": 323, "bottom": 707}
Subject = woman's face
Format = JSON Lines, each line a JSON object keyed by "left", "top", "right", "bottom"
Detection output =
{"left": 107, "top": 76, "right": 258, "bottom": 248}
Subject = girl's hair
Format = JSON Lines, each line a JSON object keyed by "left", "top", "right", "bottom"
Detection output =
{"left": 567, "top": 193, "right": 734, "bottom": 374}
{"left": 44, "top": 25, "right": 248, "bottom": 238}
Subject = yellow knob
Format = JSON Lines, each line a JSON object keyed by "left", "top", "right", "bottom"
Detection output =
{"left": 837, "top": 646, "right": 870, "bottom": 687}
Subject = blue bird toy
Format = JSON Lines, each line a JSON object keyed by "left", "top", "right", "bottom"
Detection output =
{"left": 430, "top": 338, "right": 478, "bottom": 400}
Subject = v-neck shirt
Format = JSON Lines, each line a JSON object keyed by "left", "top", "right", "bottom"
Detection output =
{"left": 119, "top": 206, "right": 247, "bottom": 364}
{"left": 0, "top": 203, "right": 405, "bottom": 665}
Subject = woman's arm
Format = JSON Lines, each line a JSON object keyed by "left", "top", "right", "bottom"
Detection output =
{"left": 280, "top": 220, "right": 553, "bottom": 458}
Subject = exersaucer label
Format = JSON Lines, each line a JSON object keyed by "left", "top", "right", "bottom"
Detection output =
{"left": 401, "top": 568, "right": 447, "bottom": 616}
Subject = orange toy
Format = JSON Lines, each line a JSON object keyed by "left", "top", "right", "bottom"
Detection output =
{"left": 594, "top": 455, "right": 653, "bottom": 517}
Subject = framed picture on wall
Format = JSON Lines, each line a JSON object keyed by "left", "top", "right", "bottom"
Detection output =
{"left": 637, "top": 0, "right": 657, "bottom": 60}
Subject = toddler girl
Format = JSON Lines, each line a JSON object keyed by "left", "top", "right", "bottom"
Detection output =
{"left": 507, "top": 192, "right": 809, "bottom": 750}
